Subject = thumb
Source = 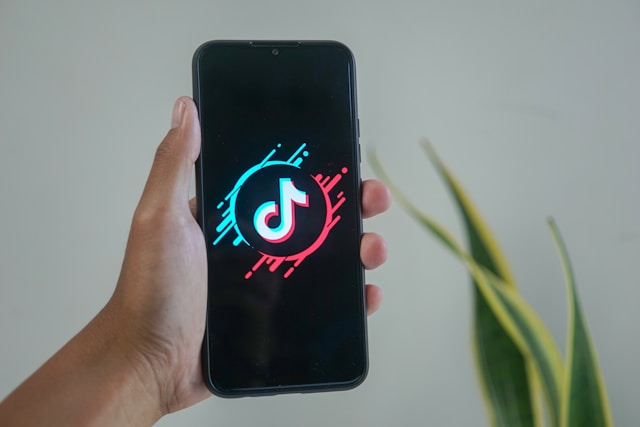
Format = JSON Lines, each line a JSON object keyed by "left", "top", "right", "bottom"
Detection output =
{"left": 139, "top": 97, "right": 201, "bottom": 209}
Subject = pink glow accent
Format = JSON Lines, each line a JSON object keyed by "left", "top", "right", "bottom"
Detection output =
{"left": 324, "top": 173, "right": 343, "bottom": 192}
{"left": 330, "top": 197, "right": 346, "bottom": 214}
{"left": 284, "top": 267, "right": 295, "bottom": 278}
{"left": 268, "top": 257, "right": 285, "bottom": 272}
{"left": 245, "top": 254, "right": 269, "bottom": 279}
{"left": 263, "top": 206, "right": 279, "bottom": 225}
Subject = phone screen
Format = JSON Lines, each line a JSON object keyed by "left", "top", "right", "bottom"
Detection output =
{"left": 193, "top": 41, "right": 366, "bottom": 396}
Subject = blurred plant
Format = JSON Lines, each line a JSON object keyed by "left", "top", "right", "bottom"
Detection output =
{"left": 370, "top": 143, "right": 614, "bottom": 427}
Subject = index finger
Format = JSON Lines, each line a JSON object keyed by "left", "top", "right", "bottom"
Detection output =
{"left": 362, "top": 179, "right": 392, "bottom": 218}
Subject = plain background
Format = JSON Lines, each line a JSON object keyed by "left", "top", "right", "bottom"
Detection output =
{"left": 1, "top": 1, "right": 638, "bottom": 425}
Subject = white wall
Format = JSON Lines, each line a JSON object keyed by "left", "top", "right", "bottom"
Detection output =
{"left": 1, "top": 1, "right": 638, "bottom": 425}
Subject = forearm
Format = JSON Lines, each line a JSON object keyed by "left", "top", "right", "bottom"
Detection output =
{"left": 0, "top": 304, "right": 164, "bottom": 427}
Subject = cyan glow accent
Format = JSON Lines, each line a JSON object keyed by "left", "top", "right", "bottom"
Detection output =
{"left": 212, "top": 143, "right": 307, "bottom": 247}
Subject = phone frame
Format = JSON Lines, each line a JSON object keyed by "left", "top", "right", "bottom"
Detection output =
{"left": 192, "top": 40, "right": 366, "bottom": 397}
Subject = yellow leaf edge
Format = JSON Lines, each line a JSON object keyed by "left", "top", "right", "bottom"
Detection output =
{"left": 368, "top": 149, "right": 564, "bottom": 424}
{"left": 420, "top": 140, "right": 518, "bottom": 289}
{"left": 422, "top": 142, "right": 545, "bottom": 427}
{"left": 469, "top": 334, "right": 497, "bottom": 426}
{"left": 547, "top": 219, "right": 614, "bottom": 427}
{"left": 469, "top": 331, "right": 546, "bottom": 427}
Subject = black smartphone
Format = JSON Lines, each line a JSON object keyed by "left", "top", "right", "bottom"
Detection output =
{"left": 192, "top": 40, "right": 366, "bottom": 397}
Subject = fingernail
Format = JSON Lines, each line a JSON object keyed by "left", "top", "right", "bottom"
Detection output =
{"left": 171, "top": 99, "right": 185, "bottom": 129}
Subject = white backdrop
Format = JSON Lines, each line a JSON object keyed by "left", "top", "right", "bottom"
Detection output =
{"left": 1, "top": 1, "right": 638, "bottom": 425}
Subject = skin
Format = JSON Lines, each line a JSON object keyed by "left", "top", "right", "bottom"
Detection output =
{"left": 0, "top": 97, "right": 391, "bottom": 426}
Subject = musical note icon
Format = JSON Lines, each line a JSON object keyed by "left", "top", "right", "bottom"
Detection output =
{"left": 212, "top": 142, "right": 347, "bottom": 279}
{"left": 253, "top": 178, "right": 309, "bottom": 243}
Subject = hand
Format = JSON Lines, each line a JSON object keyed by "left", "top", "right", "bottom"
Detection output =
{"left": 0, "top": 97, "right": 391, "bottom": 426}
{"left": 118, "top": 96, "right": 390, "bottom": 411}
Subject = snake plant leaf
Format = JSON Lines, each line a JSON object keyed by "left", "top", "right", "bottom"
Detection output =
{"left": 547, "top": 219, "right": 614, "bottom": 427}
{"left": 369, "top": 150, "right": 563, "bottom": 426}
{"left": 421, "top": 142, "right": 542, "bottom": 427}
{"left": 470, "top": 297, "right": 540, "bottom": 427}
{"left": 420, "top": 142, "right": 518, "bottom": 287}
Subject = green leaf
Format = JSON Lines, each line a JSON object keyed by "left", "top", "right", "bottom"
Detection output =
{"left": 369, "top": 149, "right": 563, "bottom": 426}
{"left": 420, "top": 142, "right": 517, "bottom": 288}
{"left": 471, "top": 294, "right": 540, "bottom": 427}
{"left": 421, "top": 142, "right": 542, "bottom": 427}
{"left": 547, "top": 219, "right": 614, "bottom": 427}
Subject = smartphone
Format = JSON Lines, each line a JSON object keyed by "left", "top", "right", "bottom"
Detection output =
{"left": 192, "top": 40, "right": 366, "bottom": 397}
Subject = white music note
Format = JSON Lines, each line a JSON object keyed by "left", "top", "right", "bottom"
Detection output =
{"left": 253, "top": 178, "right": 309, "bottom": 243}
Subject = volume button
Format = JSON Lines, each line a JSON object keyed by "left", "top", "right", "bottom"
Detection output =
{"left": 357, "top": 118, "right": 361, "bottom": 163}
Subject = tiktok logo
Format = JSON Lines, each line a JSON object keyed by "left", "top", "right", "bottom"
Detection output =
{"left": 253, "top": 178, "right": 309, "bottom": 244}
{"left": 212, "top": 142, "right": 348, "bottom": 279}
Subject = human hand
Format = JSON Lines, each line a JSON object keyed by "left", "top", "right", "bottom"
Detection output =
{"left": 0, "top": 96, "right": 390, "bottom": 426}
{"left": 114, "top": 96, "right": 390, "bottom": 414}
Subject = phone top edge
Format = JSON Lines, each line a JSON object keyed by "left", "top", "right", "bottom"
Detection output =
{"left": 192, "top": 40, "right": 356, "bottom": 81}
{"left": 193, "top": 39, "right": 354, "bottom": 52}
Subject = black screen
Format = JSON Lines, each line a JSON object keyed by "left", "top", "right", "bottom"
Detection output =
{"left": 193, "top": 41, "right": 366, "bottom": 395}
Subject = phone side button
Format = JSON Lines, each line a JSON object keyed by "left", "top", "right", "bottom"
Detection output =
{"left": 357, "top": 118, "right": 360, "bottom": 137}
{"left": 358, "top": 143, "right": 361, "bottom": 164}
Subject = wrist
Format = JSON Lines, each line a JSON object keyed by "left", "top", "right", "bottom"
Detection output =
{"left": 0, "top": 303, "right": 165, "bottom": 427}
{"left": 90, "top": 301, "right": 167, "bottom": 424}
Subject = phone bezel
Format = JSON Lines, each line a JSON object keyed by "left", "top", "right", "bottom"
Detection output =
{"left": 192, "top": 40, "right": 366, "bottom": 397}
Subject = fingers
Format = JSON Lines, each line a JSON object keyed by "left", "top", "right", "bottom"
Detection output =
{"left": 362, "top": 179, "right": 391, "bottom": 219}
{"left": 361, "top": 232, "right": 387, "bottom": 270}
{"left": 361, "top": 184, "right": 388, "bottom": 315}
{"left": 139, "top": 97, "right": 201, "bottom": 210}
{"left": 365, "top": 284, "right": 383, "bottom": 316}
{"left": 191, "top": 186, "right": 389, "bottom": 270}
{"left": 188, "top": 169, "right": 388, "bottom": 316}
